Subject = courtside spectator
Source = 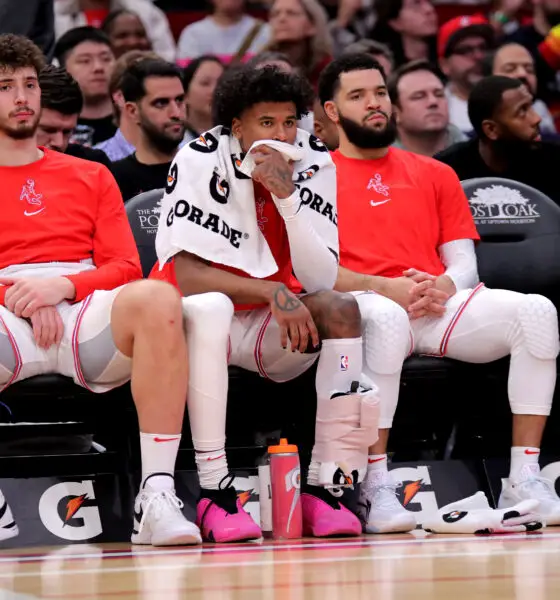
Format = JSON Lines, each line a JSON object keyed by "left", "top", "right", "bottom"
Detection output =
{"left": 55, "top": 0, "right": 175, "bottom": 61}
{"left": 54, "top": 27, "right": 116, "bottom": 146}
{"left": 507, "top": 0, "right": 560, "bottom": 128}
{"left": 0, "top": 33, "right": 199, "bottom": 547}
{"left": 436, "top": 75, "right": 560, "bottom": 206}
{"left": 342, "top": 39, "right": 395, "bottom": 78}
{"left": 38, "top": 65, "right": 112, "bottom": 168}
{"left": 101, "top": 9, "right": 152, "bottom": 59}
{"left": 95, "top": 49, "right": 159, "bottom": 161}
{"left": 112, "top": 59, "right": 186, "bottom": 201}
{"left": 439, "top": 15, "right": 495, "bottom": 135}
{"left": 370, "top": 0, "right": 438, "bottom": 69}
{"left": 319, "top": 54, "right": 560, "bottom": 532}
{"left": 184, "top": 56, "right": 224, "bottom": 143}
{"left": 0, "top": 0, "right": 54, "bottom": 61}
{"left": 177, "top": 0, "right": 270, "bottom": 66}
{"left": 267, "top": 0, "right": 333, "bottom": 89}
{"left": 389, "top": 60, "right": 466, "bottom": 156}
{"left": 487, "top": 42, "right": 557, "bottom": 135}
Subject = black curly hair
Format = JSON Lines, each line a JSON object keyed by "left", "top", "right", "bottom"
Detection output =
{"left": 213, "top": 65, "right": 313, "bottom": 128}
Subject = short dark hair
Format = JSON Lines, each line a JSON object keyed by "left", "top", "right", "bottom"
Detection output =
{"left": 0, "top": 34, "right": 45, "bottom": 75}
{"left": 183, "top": 55, "right": 223, "bottom": 92}
{"left": 388, "top": 59, "right": 443, "bottom": 106}
{"left": 318, "top": 53, "right": 386, "bottom": 106}
{"left": 39, "top": 65, "right": 83, "bottom": 115}
{"left": 54, "top": 26, "right": 112, "bottom": 67}
{"left": 213, "top": 65, "right": 313, "bottom": 128}
{"left": 101, "top": 9, "right": 138, "bottom": 35}
{"left": 246, "top": 51, "right": 294, "bottom": 69}
{"left": 343, "top": 39, "right": 394, "bottom": 67}
{"left": 468, "top": 75, "right": 524, "bottom": 138}
{"left": 120, "top": 58, "right": 184, "bottom": 103}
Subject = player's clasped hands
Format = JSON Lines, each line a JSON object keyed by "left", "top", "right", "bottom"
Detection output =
{"left": 402, "top": 268, "right": 452, "bottom": 319}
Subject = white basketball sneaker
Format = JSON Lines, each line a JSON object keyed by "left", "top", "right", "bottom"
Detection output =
{"left": 357, "top": 478, "right": 417, "bottom": 534}
{"left": 0, "top": 489, "right": 18, "bottom": 542}
{"left": 131, "top": 474, "right": 202, "bottom": 546}
{"left": 499, "top": 469, "right": 560, "bottom": 526}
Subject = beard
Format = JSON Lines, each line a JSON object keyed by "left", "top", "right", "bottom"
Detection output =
{"left": 492, "top": 135, "right": 540, "bottom": 160}
{"left": 140, "top": 114, "right": 185, "bottom": 155}
{"left": 338, "top": 110, "right": 397, "bottom": 149}
{"left": 0, "top": 111, "right": 40, "bottom": 140}
{"left": 544, "top": 9, "right": 560, "bottom": 27}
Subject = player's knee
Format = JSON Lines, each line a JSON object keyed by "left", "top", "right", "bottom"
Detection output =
{"left": 182, "top": 292, "right": 234, "bottom": 336}
{"left": 359, "top": 295, "right": 410, "bottom": 374}
{"left": 517, "top": 294, "right": 560, "bottom": 360}
{"left": 306, "top": 290, "right": 361, "bottom": 339}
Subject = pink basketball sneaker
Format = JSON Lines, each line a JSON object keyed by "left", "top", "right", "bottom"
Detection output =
{"left": 302, "top": 489, "right": 362, "bottom": 537}
{"left": 196, "top": 483, "right": 262, "bottom": 543}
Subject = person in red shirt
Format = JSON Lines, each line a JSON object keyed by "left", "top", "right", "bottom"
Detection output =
{"left": 151, "top": 65, "right": 378, "bottom": 541}
{"left": 318, "top": 53, "right": 560, "bottom": 533}
{"left": 0, "top": 34, "right": 200, "bottom": 547}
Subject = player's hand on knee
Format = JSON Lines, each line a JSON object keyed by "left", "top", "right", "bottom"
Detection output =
{"left": 0, "top": 276, "right": 75, "bottom": 317}
{"left": 270, "top": 284, "right": 319, "bottom": 352}
{"left": 30, "top": 306, "right": 64, "bottom": 350}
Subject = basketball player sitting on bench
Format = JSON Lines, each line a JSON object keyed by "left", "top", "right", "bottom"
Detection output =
{"left": 151, "top": 65, "right": 379, "bottom": 542}
{"left": 0, "top": 34, "right": 200, "bottom": 547}
{"left": 318, "top": 53, "right": 560, "bottom": 534}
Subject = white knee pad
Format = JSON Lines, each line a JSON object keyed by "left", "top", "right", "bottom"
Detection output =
{"left": 517, "top": 294, "right": 560, "bottom": 360}
{"left": 181, "top": 292, "right": 234, "bottom": 336}
{"left": 355, "top": 293, "right": 410, "bottom": 375}
{"left": 312, "top": 382, "right": 380, "bottom": 489}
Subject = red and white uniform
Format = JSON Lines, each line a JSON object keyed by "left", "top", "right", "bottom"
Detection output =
{"left": 0, "top": 149, "right": 142, "bottom": 392}
{"left": 334, "top": 148, "right": 559, "bottom": 427}
{"left": 151, "top": 182, "right": 316, "bottom": 381}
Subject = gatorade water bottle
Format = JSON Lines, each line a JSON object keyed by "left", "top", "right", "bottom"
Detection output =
{"left": 269, "top": 438, "right": 302, "bottom": 540}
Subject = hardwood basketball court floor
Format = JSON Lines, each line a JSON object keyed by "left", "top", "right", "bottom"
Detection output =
{"left": 1, "top": 530, "right": 559, "bottom": 599}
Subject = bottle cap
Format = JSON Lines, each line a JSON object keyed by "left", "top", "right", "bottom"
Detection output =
{"left": 268, "top": 438, "right": 298, "bottom": 454}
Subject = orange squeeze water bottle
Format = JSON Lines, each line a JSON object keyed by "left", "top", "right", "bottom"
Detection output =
{"left": 268, "top": 438, "right": 302, "bottom": 540}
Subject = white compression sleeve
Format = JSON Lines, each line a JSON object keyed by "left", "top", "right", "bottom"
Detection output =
{"left": 273, "top": 190, "right": 338, "bottom": 292}
{"left": 438, "top": 239, "right": 479, "bottom": 291}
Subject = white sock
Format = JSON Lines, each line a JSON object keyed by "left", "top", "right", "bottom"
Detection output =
{"left": 307, "top": 461, "right": 320, "bottom": 487}
{"left": 195, "top": 449, "right": 229, "bottom": 490}
{"left": 367, "top": 454, "right": 390, "bottom": 486}
{"left": 509, "top": 446, "right": 540, "bottom": 482}
{"left": 140, "top": 432, "right": 181, "bottom": 491}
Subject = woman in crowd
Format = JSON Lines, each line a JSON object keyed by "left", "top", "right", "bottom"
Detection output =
{"left": 101, "top": 9, "right": 152, "bottom": 59}
{"left": 370, "top": 0, "right": 438, "bottom": 69}
{"left": 184, "top": 55, "right": 225, "bottom": 142}
{"left": 267, "top": 0, "right": 333, "bottom": 89}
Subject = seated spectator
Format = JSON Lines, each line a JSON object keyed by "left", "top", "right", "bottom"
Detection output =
{"left": 246, "top": 50, "right": 293, "bottom": 72}
{"left": 507, "top": 0, "right": 560, "bottom": 129}
{"left": 112, "top": 59, "right": 186, "bottom": 201}
{"left": 342, "top": 39, "right": 395, "bottom": 78}
{"left": 177, "top": 0, "right": 270, "bottom": 66}
{"left": 38, "top": 65, "right": 112, "bottom": 169}
{"left": 486, "top": 42, "right": 557, "bottom": 135}
{"left": 54, "top": 0, "right": 175, "bottom": 61}
{"left": 0, "top": 0, "right": 54, "bottom": 61}
{"left": 370, "top": 0, "right": 438, "bottom": 69}
{"left": 439, "top": 15, "right": 495, "bottom": 135}
{"left": 95, "top": 49, "right": 160, "bottom": 161}
{"left": 329, "top": 0, "right": 376, "bottom": 57}
{"left": 267, "top": 0, "right": 333, "bottom": 89}
{"left": 435, "top": 76, "right": 560, "bottom": 206}
{"left": 0, "top": 34, "right": 198, "bottom": 547}
{"left": 389, "top": 60, "right": 466, "bottom": 156}
{"left": 313, "top": 96, "right": 338, "bottom": 150}
{"left": 184, "top": 56, "right": 225, "bottom": 143}
{"left": 101, "top": 9, "right": 152, "bottom": 59}
{"left": 54, "top": 27, "right": 116, "bottom": 146}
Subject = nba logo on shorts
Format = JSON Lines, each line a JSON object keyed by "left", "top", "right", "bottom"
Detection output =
{"left": 340, "top": 355, "right": 349, "bottom": 371}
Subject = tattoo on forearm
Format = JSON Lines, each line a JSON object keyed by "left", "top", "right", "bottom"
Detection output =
{"left": 274, "top": 285, "right": 302, "bottom": 312}
{"left": 258, "top": 159, "right": 295, "bottom": 197}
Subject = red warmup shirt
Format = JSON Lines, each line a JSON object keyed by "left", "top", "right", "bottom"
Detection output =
{"left": 332, "top": 147, "right": 479, "bottom": 278}
{"left": 151, "top": 181, "right": 302, "bottom": 311}
{"left": 0, "top": 148, "right": 142, "bottom": 306}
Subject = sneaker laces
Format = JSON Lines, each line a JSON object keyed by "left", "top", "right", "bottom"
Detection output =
{"left": 517, "top": 476, "right": 558, "bottom": 502}
{"left": 371, "top": 482, "right": 404, "bottom": 511}
{"left": 138, "top": 490, "right": 184, "bottom": 534}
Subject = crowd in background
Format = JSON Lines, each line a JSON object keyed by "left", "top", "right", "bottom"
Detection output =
{"left": 0, "top": 0, "right": 559, "bottom": 206}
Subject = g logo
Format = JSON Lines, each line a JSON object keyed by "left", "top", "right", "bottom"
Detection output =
{"left": 209, "top": 171, "right": 230, "bottom": 204}
{"left": 189, "top": 132, "right": 218, "bottom": 153}
{"left": 166, "top": 163, "right": 178, "bottom": 195}
{"left": 309, "top": 135, "right": 328, "bottom": 153}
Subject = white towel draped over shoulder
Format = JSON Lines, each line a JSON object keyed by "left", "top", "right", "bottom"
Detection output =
{"left": 155, "top": 126, "right": 339, "bottom": 281}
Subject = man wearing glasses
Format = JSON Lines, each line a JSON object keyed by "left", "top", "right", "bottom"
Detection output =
{"left": 439, "top": 15, "right": 495, "bottom": 135}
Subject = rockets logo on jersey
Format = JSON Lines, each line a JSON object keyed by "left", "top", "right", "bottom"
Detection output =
{"left": 20, "top": 179, "right": 45, "bottom": 216}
